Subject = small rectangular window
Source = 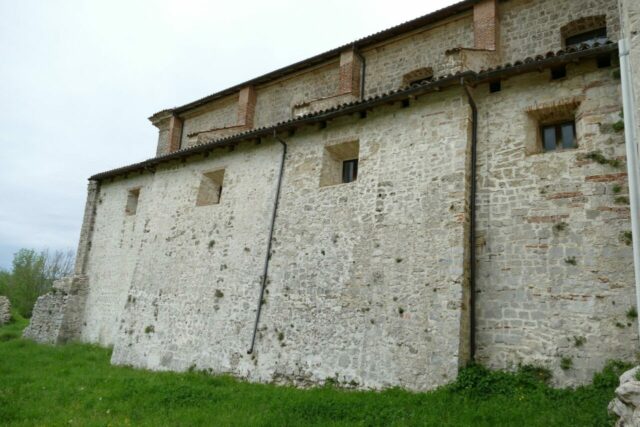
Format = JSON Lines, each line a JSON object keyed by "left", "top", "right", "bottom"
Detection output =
{"left": 597, "top": 55, "right": 612, "bottom": 68}
{"left": 489, "top": 80, "right": 501, "bottom": 93}
{"left": 196, "top": 169, "right": 225, "bottom": 206}
{"left": 125, "top": 188, "right": 140, "bottom": 215}
{"left": 541, "top": 122, "right": 577, "bottom": 152}
{"left": 551, "top": 66, "right": 567, "bottom": 80}
{"left": 320, "top": 140, "right": 360, "bottom": 187}
{"left": 342, "top": 159, "right": 358, "bottom": 184}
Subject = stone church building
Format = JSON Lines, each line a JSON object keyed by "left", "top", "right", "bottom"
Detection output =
{"left": 24, "top": 0, "right": 640, "bottom": 390}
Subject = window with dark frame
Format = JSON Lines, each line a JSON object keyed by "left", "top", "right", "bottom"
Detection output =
{"left": 320, "top": 141, "right": 359, "bottom": 187}
{"left": 342, "top": 159, "right": 358, "bottom": 184}
{"left": 489, "top": 80, "right": 502, "bottom": 93}
{"left": 541, "top": 121, "right": 577, "bottom": 152}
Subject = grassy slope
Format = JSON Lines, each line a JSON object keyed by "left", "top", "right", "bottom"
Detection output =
{"left": 0, "top": 318, "right": 625, "bottom": 427}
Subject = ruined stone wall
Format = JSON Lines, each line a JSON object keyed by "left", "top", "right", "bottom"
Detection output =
{"left": 24, "top": 276, "right": 90, "bottom": 344}
{"left": 500, "top": 0, "right": 620, "bottom": 62}
{"left": 474, "top": 59, "right": 637, "bottom": 386}
{"left": 80, "top": 90, "right": 472, "bottom": 391}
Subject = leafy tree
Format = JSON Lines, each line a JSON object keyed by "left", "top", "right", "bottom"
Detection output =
{"left": 0, "top": 249, "right": 74, "bottom": 317}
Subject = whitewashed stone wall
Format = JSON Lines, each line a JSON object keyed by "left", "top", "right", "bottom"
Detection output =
{"left": 253, "top": 93, "right": 472, "bottom": 390}
{"left": 27, "top": 0, "right": 639, "bottom": 392}
{"left": 80, "top": 91, "right": 474, "bottom": 391}
{"left": 474, "top": 59, "right": 637, "bottom": 386}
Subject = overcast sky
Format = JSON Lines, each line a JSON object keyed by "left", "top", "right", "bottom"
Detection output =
{"left": 0, "top": 0, "right": 458, "bottom": 270}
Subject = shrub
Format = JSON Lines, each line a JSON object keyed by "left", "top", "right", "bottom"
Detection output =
{"left": 560, "top": 357, "right": 573, "bottom": 371}
{"left": 593, "top": 360, "right": 634, "bottom": 389}
{"left": 573, "top": 336, "right": 586, "bottom": 348}
{"left": 449, "top": 363, "right": 551, "bottom": 398}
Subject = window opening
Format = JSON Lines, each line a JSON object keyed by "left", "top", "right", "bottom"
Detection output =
{"left": 551, "top": 66, "right": 567, "bottom": 80}
{"left": 541, "top": 121, "right": 577, "bottom": 152}
{"left": 125, "top": 188, "right": 140, "bottom": 215}
{"left": 342, "top": 159, "right": 358, "bottom": 184}
{"left": 196, "top": 169, "right": 225, "bottom": 206}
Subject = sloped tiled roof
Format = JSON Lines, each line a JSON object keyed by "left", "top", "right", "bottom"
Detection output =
{"left": 152, "top": 0, "right": 481, "bottom": 119}
{"left": 95, "top": 41, "right": 618, "bottom": 181}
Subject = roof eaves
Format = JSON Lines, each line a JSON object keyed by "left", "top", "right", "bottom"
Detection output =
{"left": 91, "top": 43, "right": 619, "bottom": 181}
{"left": 160, "top": 0, "right": 479, "bottom": 116}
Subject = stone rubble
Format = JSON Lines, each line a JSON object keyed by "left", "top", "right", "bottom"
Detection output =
{"left": 610, "top": 367, "right": 640, "bottom": 427}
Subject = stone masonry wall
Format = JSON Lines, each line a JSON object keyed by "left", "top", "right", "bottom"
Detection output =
{"left": 474, "top": 59, "right": 637, "bottom": 386}
{"left": 253, "top": 93, "right": 472, "bottom": 390}
{"left": 82, "top": 90, "right": 473, "bottom": 391}
{"left": 500, "top": 0, "right": 619, "bottom": 63}
{"left": 180, "top": 94, "right": 238, "bottom": 149}
{"left": 619, "top": 0, "right": 640, "bottom": 157}
{"left": 361, "top": 13, "right": 473, "bottom": 97}
{"left": 151, "top": 0, "right": 622, "bottom": 159}
{"left": 80, "top": 173, "right": 153, "bottom": 346}
{"left": 23, "top": 276, "right": 89, "bottom": 344}
{"left": 253, "top": 62, "right": 340, "bottom": 129}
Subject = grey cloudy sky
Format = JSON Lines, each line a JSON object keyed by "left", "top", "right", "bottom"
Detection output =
{"left": 0, "top": 0, "right": 458, "bottom": 269}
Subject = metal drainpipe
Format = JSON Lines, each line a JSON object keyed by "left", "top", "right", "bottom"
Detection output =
{"left": 463, "top": 81, "right": 478, "bottom": 361}
{"left": 619, "top": 39, "right": 640, "bottom": 336}
{"left": 248, "top": 130, "right": 288, "bottom": 354}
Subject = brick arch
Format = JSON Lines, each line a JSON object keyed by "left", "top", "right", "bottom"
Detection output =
{"left": 560, "top": 15, "right": 607, "bottom": 46}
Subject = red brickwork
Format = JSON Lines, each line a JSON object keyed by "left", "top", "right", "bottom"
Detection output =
{"left": 338, "top": 50, "right": 362, "bottom": 97}
{"left": 237, "top": 86, "right": 257, "bottom": 127}
{"left": 167, "top": 115, "right": 183, "bottom": 153}
{"left": 474, "top": 0, "right": 499, "bottom": 51}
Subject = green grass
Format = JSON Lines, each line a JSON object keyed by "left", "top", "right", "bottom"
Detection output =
{"left": 0, "top": 319, "right": 627, "bottom": 426}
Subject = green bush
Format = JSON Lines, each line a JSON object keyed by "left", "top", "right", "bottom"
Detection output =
{"left": 0, "top": 248, "right": 74, "bottom": 318}
{"left": 592, "top": 360, "right": 634, "bottom": 389}
{"left": 448, "top": 363, "right": 551, "bottom": 397}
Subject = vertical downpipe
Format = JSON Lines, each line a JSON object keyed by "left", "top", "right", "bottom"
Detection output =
{"left": 248, "top": 131, "right": 287, "bottom": 354}
{"left": 619, "top": 39, "right": 640, "bottom": 336}
{"left": 463, "top": 82, "right": 478, "bottom": 361}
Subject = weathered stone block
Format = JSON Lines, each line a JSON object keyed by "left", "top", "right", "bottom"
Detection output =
{"left": 0, "top": 296, "right": 11, "bottom": 326}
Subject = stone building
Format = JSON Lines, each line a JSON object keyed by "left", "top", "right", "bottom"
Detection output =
{"left": 24, "top": 0, "right": 640, "bottom": 390}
